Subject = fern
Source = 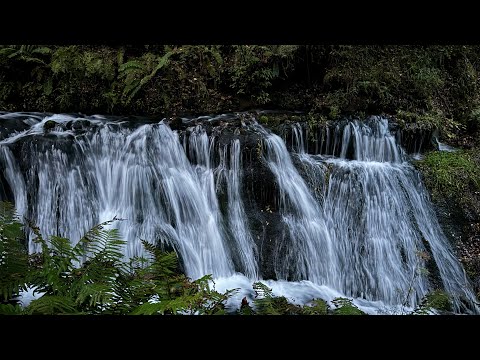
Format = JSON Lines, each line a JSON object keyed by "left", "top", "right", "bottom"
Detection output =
{"left": 76, "top": 283, "right": 114, "bottom": 309}
{"left": 140, "top": 239, "right": 178, "bottom": 278}
{"left": 130, "top": 275, "right": 232, "bottom": 315}
{"left": 118, "top": 50, "right": 175, "bottom": 103}
{"left": 2, "top": 206, "right": 235, "bottom": 315}
{"left": 302, "top": 299, "right": 330, "bottom": 315}
{"left": 0, "top": 45, "right": 51, "bottom": 65}
{"left": 27, "top": 223, "right": 76, "bottom": 297}
{"left": 69, "top": 222, "right": 127, "bottom": 313}
{"left": 0, "top": 202, "right": 28, "bottom": 303}
{"left": 0, "top": 303, "right": 24, "bottom": 315}
{"left": 25, "top": 295, "right": 79, "bottom": 315}
{"left": 413, "top": 290, "right": 452, "bottom": 314}
{"left": 332, "top": 297, "right": 365, "bottom": 315}
{"left": 26, "top": 217, "right": 129, "bottom": 313}
{"left": 253, "top": 295, "right": 304, "bottom": 315}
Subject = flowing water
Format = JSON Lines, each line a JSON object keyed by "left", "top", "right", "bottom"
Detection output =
{"left": 0, "top": 112, "right": 477, "bottom": 314}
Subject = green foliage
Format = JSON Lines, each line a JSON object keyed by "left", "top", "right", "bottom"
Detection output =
{"left": 228, "top": 45, "right": 299, "bottom": 104}
{"left": 300, "top": 299, "right": 329, "bottom": 315}
{"left": 251, "top": 284, "right": 362, "bottom": 315}
{"left": 130, "top": 275, "right": 232, "bottom": 315}
{"left": 416, "top": 150, "right": 480, "bottom": 200}
{"left": 468, "top": 106, "right": 480, "bottom": 132}
{"left": 118, "top": 50, "right": 175, "bottom": 103}
{"left": 0, "top": 44, "right": 479, "bottom": 141}
{"left": 50, "top": 46, "right": 116, "bottom": 80}
{"left": 331, "top": 298, "right": 365, "bottom": 315}
{"left": 413, "top": 290, "right": 452, "bottom": 314}
{"left": 25, "top": 218, "right": 130, "bottom": 314}
{"left": 0, "top": 303, "right": 23, "bottom": 315}
{"left": 0, "top": 212, "right": 235, "bottom": 315}
{"left": 25, "top": 295, "right": 79, "bottom": 315}
{"left": 0, "top": 45, "right": 52, "bottom": 65}
{"left": 0, "top": 202, "right": 28, "bottom": 303}
{"left": 49, "top": 46, "right": 118, "bottom": 112}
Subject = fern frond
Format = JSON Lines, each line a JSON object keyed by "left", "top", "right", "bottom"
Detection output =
{"left": 76, "top": 283, "right": 114, "bottom": 309}
{"left": 26, "top": 219, "right": 49, "bottom": 254}
{"left": 118, "top": 60, "right": 145, "bottom": 74}
{"left": 0, "top": 303, "right": 24, "bottom": 315}
{"left": 73, "top": 217, "right": 120, "bottom": 258}
{"left": 20, "top": 56, "right": 46, "bottom": 65}
{"left": 0, "top": 202, "right": 29, "bottom": 302}
{"left": 139, "top": 239, "right": 178, "bottom": 278}
{"left": 49, "top": 236, "right": 76, "bottom": 261}
{"left": 210, "top": 49, "right": 223, "bottom": 65}
{"left": 131, "top": 295, "right": 199, "bottom": 315}
{"left": 31, "top": 47, "right": 52, "bottom": 55}
{"left": 130, "top": 301, "right": 165, "bottom": 315}
{"left": 7, "top": 51, "right": 21, "bottom": 59}
{"left": 25, "top": 295, "right": 79, "bottom": 315}
{"left": 0, "top": 201, "right": 17, "bottom": 222}
{"left": 0, "top": 47, "right": 16, "bottom": 57}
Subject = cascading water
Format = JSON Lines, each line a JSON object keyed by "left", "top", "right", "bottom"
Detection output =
{"left": 216, "top": 139, "right": 259, "bottom": 279}
{"left": 1, "top": 115, "right": 235, "bottom": 279}
{"left": 287, "top": 118, "right": 478, "bottom": 313}
{"left": 256, "top": 125, "right": 336, "bottom": 284}
{"left": 0, "top": 112, "right": 478, "bottom": 314}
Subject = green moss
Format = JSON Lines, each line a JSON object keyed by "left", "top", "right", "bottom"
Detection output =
{"left": 416, "top": 150, "right": 480, "bottom": 200}
{"left": 424, "top": 290, "right": 452, "bottom": 312}
{"left": 413, "top": 289, "right": 452, "bottom": 314}
{"left": 259, "top": 115, "right": 269, "bottom": 124}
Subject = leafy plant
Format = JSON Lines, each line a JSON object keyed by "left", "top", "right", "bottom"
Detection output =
{"left": 331, "top": 297, "right": 365, "bottom": 315}
{"left": 0, "top": 202, "right": 28, "bottom": 303}
{"left": 251, "top": 282, "right": 305, "bottom": 315}
{"left": 118, "top": 49, "right": 176, "bottom": 103}
{"left": 413, "top": 290, "right": 452, "bottom": 314}
{"left": 302, "top": 299, "right": 329, "bottom": 315}
{"left": 3, "top": 214, "right": 235, "bottom": 315}
{"left": 0, "top": 45, "right": 52, "bottom": 65}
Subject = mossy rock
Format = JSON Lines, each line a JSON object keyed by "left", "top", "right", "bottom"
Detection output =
{"left": 424, "top": 290, "right": 452, "bottom": 312}
{"left": 259, "top": 115, "right": 269, "bottom": 124}
{"left": 43, "top": 120, "right": 57, "bottom": 131}
{"left": 415, "top": 150, "right": 480, "bottom": 201}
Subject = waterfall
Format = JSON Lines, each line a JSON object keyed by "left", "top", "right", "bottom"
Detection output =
{"left": 216, "top": 139, "right": 259, "bottom": 279}
{"left": 286, "top": 117, "right": 478, "bottom": 313}
{"left": 0, "top": 112, "right": 478, "bottom": 313}
{"left": 257, "top": 125, "right": 336, "bottom": 284}
{"left": 1, "top": 116, "right": 235, "bottom": 279}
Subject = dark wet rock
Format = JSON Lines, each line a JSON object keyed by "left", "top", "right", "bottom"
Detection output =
{"left": 0, "top": 170, "right": 14, "bottom": 203}
{"left": 72, "top": 119, "right": 91, "bottom": 131}
{"left": 43, "top": 120, "right": 57, "bottom": 131}
{"left": 0, "top": 117, "right": 33, "bottom": 141}
{"left": 168, "top": 117, "right": 184, "bottom": 131}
